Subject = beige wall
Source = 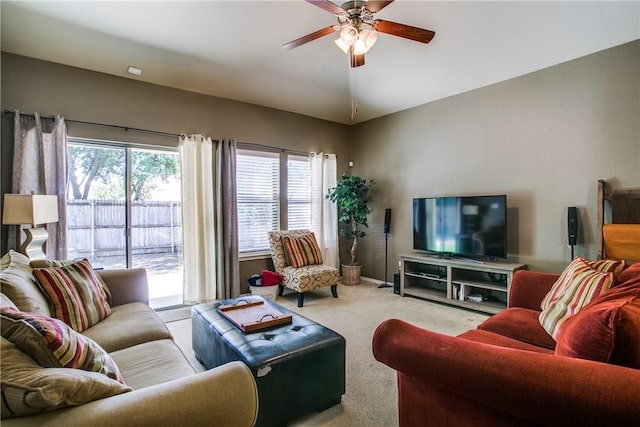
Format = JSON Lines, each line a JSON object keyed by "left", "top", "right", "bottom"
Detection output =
{"left": 0, "top": 53, "right": 350, "bottom": 291}
{"left": 2, "top": 41, "right": 639, "bottom": 285}
{"left": 351, "top": 40, "right": 640, "bottom": 276}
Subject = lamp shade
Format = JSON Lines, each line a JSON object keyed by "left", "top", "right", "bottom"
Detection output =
{"left": 2, "top": 194, "right": 59, "bottom": 227}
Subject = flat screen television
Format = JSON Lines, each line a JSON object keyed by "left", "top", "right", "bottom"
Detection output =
{"left": 413, "top": 195, "right": 507, "bottom": 260}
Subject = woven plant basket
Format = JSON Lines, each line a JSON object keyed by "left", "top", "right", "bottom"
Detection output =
{"left": 341, "top": 264, "right": 361, "bottom": 286}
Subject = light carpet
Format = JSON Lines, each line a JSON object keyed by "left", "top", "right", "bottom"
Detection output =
{"left": 166, "top": 280, "right": 489, "bottom": 426}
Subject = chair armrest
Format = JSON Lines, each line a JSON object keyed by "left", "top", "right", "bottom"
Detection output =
{"left": 96, "top": 268, "right": 149, "bottom": 306}
{"left": 373, "top": 319, "right": 640, "bottom": 426}
{"left": 5, "top": 362, "right": 259, "bottom": 427}
{"left": 508, "top": 270, "right": 559, "bottom": 310}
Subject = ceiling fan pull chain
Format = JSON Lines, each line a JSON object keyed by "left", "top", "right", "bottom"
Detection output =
{"left": 350, "top": 68, "right": 358, "bottom": 120}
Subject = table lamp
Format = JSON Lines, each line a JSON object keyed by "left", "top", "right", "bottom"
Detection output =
{"left": 2, "top": 194, "right": 59, "bottom": 260}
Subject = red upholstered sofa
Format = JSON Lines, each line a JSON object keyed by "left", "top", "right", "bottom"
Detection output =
{"left": 373, "top": 262, "right": 640, "bottom": 427}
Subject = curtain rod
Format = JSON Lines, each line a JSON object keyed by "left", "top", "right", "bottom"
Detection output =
{"left": 237, "top": 142, "right": 309, "bottom": 157}
{"left": 5, "top": 110, "right": 313, "bottom": 156}
{"left": 4, "top": 109, "right": 180, "bottom": 139}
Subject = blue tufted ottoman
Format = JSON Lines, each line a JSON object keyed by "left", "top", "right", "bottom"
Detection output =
{"left": 192, "top": 296, "right": 346, "bottom": 427}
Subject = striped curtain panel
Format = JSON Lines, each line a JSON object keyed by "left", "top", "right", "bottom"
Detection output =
{"left": 11, "top": 111, "right": 68, "bottom": 259}
{"left": 215, "top": 139, "right": 240, "bottom": 299}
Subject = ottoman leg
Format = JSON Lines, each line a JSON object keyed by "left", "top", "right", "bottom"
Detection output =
{"left": 278, "top": 285, "right": 285, "bottom": 296}
{"left": 331, "top": 284, "right": 338, "bottom": 298}
{"left": 297, "top": 292, "right": 305, "bottom": 307}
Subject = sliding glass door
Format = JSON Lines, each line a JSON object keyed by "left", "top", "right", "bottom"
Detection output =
{"left": 67, "top": 140, "right": 183, "bottom": 308}
{"left": 130, "top": 148, "right": 183, "bottom": 308}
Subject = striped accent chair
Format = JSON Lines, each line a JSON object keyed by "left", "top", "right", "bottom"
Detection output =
{"left": 268, "top": 230, "right": 339, "bottom": 307}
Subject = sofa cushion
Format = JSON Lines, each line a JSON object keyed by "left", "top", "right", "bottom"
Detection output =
{"left": 0, "top": 250, "right": 51, "bottom": 316}
{"left": 1, "top": 293, "right": 17, "bottom": 309}
{"left": 539, "top": 257, "right": 616, "bottom": 339}
{"left": 284, "top": 234, "right": 323, "bottom": 268}
{"left": 556, "top": 281, "right": 640, "bottom": 368}
{"left": 0, "top": 308, "right": 124, "bottom": 383}
{"left": 458, "top": 329, "right": 554, "bottom": 354}
{"left": 0, "top": 337, "right": 131, "bottom": 419}
{"left": 110, "top": 339, "right": 196, "bottom": 390}
{"left": 33, "top": 259, "right": 111, "bottom": 332}
{"left": 82, "top": 302, "right": 172, "bottom": 353}
{"left": 477, "top": 307, "right": 556, "bottom": 350}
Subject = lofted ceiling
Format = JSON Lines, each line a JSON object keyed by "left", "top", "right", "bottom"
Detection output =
{"left": 1, "top": 1, "right": 639, "bottom": 125}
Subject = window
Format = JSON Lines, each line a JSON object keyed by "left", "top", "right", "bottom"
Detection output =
{"left": 236, "top": 150, "right": 279, "bottom": 254}
{"left": 236, "top": 149, "right": 311, "bottom": 255}
{"left": 66, "top": 139, "right": 183, "bottom": 308}
{"left": 287, "top": 154, "right": 311, "bottom": 230}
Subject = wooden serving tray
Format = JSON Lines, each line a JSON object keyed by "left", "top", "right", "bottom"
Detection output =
{"left": 218, "top": 299, "right": 292, "bottom": 333}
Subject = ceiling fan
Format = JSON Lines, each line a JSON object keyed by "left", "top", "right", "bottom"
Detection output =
{"left": 282, "top": 0, "right": 435, "bottom": 67}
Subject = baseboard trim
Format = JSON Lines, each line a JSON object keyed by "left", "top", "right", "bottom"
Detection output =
{"left": 348, "top": 275, "right": 382, "bottom": 284}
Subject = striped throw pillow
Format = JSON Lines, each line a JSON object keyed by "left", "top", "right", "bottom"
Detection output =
{"left": 284, "top": 234, "right": 324, "bottom": 268}
{"left": 29, "top": 258, "right": 113, "bottom": 306}
{"left": 590, "top": 257, "right": 626, "bottom": 278}
{"left": 33, "top": 259, "right": 111, "bottom": 332}
{"left": 541, "top": 257, "right": 625, "bottom": 310}
{"left": 0, "top": 308, "right": 125, "bottom": 384}
{"left": 1, "top": 337, "right": 131, "bottom": 419}
{"left": 539, "top": 257, "right": 615, "bottom": 339}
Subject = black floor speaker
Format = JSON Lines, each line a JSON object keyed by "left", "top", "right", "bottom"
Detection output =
{"left": 568, "top": 206, "right": 578, "bottom": 246}
{"left": 393, "top": 273, "right": 400, "bottom": 295}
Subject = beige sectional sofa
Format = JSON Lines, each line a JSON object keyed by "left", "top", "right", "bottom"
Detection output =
{"left": 1, "top": 251, "right": 258, "bottom": 426}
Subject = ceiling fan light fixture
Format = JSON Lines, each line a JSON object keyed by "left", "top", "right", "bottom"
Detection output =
{"left": 334, "top": 38, "right": 350, "bottom": 54}
{"left": 339, "top": 25, "right": 358, "bottom": 45}
{"left": 352, "top": 38, "right": 369, "bottom": 55}
{"left": 359, "top": 28, "right": 378, "bottom": 49}
{"left": 352, "top": 29, "right": 377, "bottom": 55}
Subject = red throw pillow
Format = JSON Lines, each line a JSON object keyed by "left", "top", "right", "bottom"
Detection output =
{"left": 555, "top": 284, "right": 640, "bottom": 368}
{"left": 616, "top": 261, "right": 640, "bottom": 287}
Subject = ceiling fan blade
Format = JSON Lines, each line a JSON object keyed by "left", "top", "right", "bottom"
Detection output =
{"left": 305, "top": 0, "right": 345, "bottom": 15}
{"left": 364, "top": 1, "right": 394, "bottom": 13}
{"left": 282, "top": 26, "right": 337, "bottom": 50}
{"left": 349, "top": 46, "right": 365, "bottom": 68}
{"left": 374, "top": 19, "right": 435, "bottom": 44}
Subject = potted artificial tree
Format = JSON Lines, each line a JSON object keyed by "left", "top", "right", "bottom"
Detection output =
{"left": 326, "top": 173, "right": 375, "bottom": 285}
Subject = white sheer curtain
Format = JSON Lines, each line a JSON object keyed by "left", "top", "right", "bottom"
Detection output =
{"left": 310, "top": 152, "right": 338, "bottom": 268}
{"left": 11, "top": 111, "right": 68, "bottom": 259}
{"left": 179, "top": 134, "right": 217, "bottom": 304}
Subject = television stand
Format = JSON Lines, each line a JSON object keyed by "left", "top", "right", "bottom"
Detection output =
{"left": 399, "top": 254, "right": 526, "bottom": 314}
{"left": 451, "top": 256, "right": 485, "bottom": 264}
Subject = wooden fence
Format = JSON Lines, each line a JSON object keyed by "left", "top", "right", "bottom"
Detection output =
{"left": 67, "top": 199, "right": 182, "bottom": 258}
